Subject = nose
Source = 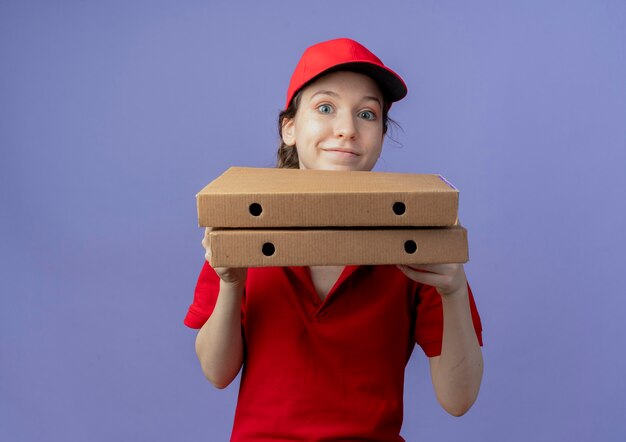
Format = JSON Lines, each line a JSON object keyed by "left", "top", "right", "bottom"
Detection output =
{"left": 333, "top": 112, "right": 357, "bottom": 140}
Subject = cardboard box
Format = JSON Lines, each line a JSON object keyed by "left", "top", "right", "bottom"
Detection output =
{"left": 197, "top": 167, "right": 459, "bottom": 228}
{"left": 207, "top": 226, "right": 468, "bottom": 267}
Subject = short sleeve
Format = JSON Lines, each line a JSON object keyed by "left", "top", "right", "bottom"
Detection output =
{"left": 414, "top": 283, "right": 483, "bottom": 357}
{"left": 183, "top": 261, "right": 221, "bottom": 329}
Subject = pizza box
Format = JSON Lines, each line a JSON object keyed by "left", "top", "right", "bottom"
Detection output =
{"left": 197, "top": 167, "right": 459, "bottom": 228}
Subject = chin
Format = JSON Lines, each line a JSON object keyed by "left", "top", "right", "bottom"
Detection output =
{"left": 322, "top": 165, "right": 360, "bottom": 172}
{"left": 321, "top": 161, "right": 373, "bottom": 172}
{"left": 300, "top": 158, "right": 375, "bottom": 172}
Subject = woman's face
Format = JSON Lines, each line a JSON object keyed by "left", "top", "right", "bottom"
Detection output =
{"left": 281, "top": 71, "right": 385, "bottom": 171}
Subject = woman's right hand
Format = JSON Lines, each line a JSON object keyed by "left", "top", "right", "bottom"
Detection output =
{"left": 202, "top": 227, "right": 248, "bottom": 286}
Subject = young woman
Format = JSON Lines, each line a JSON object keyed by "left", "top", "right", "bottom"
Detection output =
{"left": 185, "top": 38, "right": 483, "bottom": 441}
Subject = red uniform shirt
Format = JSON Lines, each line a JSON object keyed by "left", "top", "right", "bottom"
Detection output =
{"left": 185, "top": 263, "right": 483, "bottom": 441}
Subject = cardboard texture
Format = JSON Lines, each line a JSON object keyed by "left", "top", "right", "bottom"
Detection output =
{"left": 197, "top": 167, "right": 459, "bottom": 228}
{"left": 207, "top": 227, "right": 468, "bottom": 267}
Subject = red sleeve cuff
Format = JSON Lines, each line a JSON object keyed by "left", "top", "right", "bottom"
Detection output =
{"left": 183, "top": 306, "right": 209, "bottom": 329}
{"left": 421, "top": 329, "right": 483, "bottom": 358}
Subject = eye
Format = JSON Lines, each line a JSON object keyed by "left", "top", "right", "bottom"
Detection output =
{"left": 317, "top": 104, "right": 333, "bottom": 114}
{"left": 358, "top": 110, "right": 376, "bottom": 121}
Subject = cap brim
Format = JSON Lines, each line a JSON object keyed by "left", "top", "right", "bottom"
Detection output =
{"left": 306, "top": 61, "right": 408, "bottom": 104}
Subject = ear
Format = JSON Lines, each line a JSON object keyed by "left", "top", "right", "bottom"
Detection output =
{"left": 281, "top": 118, "right": 296, "bottom": 146}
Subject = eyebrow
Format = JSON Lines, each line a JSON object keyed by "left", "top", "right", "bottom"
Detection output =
{"left": 309, "top": 90, "right": 383, "bottom": 107}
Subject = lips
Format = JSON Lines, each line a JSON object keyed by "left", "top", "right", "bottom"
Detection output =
{"left": 321, "top": 147, "right": 360, "bottom": 156}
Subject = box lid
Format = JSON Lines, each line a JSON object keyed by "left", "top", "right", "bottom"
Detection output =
{"left": 197, "top": 167, "right": 460, "bottom": 228}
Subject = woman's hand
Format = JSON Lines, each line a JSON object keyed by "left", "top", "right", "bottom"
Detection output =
{"left": 399, "top": 262, "right": 483, "bottom": 415}
{"left": 396, "top": 263, "right": 467, "bottom": 297}
{"left": 202, "top": 228, "right": 248, "bottom": 286}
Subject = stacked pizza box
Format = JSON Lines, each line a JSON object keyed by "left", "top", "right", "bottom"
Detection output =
{"left": 196, "top": 167, "right": 468, "bottom": 268}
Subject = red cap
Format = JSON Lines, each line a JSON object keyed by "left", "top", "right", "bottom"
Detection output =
{"left": 285, "top": 38, "right": 408, "bottom": 109}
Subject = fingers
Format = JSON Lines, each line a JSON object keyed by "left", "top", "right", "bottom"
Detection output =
{"left": 201, "top": 228, "right": 211, "bottom": 246}
{"left": 202, "top": 227, "right": 214, "bottom": 262}
{"left": 214, "top": 266, "right": 248, "bottom": 286}
{"left": 397, "top": 265, "right": 443, "bottom": 287}
{"left": 397, "top": 263, "right": 466, "bottom": 296}
{"left": 200, "top": 229, "right": 248, "bottom": 285}
{"left": 401, "top": 263, "right": 451, "bottom": 274}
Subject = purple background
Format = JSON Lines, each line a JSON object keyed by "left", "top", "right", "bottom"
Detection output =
{"left": 2, "top": 1, "right": 625, "bottom": 441}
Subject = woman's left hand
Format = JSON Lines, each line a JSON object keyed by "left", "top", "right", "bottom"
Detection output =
{"left": 396, "top": 263, "right": 467, "bottom": 297}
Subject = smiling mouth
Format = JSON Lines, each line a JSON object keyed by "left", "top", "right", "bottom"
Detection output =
{"left": 322, "top": 148, "right": 360, "bottom": 156}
